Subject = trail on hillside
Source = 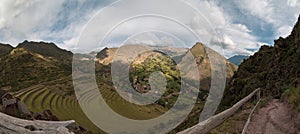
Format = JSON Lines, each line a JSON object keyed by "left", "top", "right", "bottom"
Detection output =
{"left": 246, "top": 99, "right": 297, "bottom": 134}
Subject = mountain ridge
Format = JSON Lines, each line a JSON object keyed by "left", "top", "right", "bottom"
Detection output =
{"left": 95, "top": 42, "right": 238, "bottom": 91}
{"left": 0, "top": 43, "right": 13, "bottom": 58}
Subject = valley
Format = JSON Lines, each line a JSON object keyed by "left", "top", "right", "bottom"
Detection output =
{"left": 0, "top": 41, "right": 237, "bottom": 133}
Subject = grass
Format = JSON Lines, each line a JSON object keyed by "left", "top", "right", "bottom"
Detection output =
{"left": 15, "top": 83, "right": 169, "bottom": 133}
{"left": 16, "top": 86, "right": 102, "bottom": 132}
{"left": 209, "top": 109, "right": 250, "bottom": 134}
{"left": 283, "top": 86, "right": 300, "bottom": 111}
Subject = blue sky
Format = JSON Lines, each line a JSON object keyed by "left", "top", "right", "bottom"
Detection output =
{"left": 0, "top": 0, "right": 299, "bottom": 57}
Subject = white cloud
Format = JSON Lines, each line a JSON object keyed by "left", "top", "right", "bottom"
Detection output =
{"left": 125, "top": 32, "right": 180, "bottom": 47}
{"left": 287, "top": 0, "right": 299, "bottom": 7}
{"left": 187, "top": 0, "right": 260, "bottom": 57}
{"left": 277, "top": 25, "right": 294, "bottom": 38}
{"left": 233, "top": 0, "right": 300, "bottom": 38}
{"left": 0, "top": 0, "right": 299, "bottom": 58}
{"left": 233, "top": 24, "right": 252, "bottom": 33}
{"left": 0, "top": 0, "right": 104, "bottom": 48}
{"left": 0, "top": 0, "right": 65, "bottom": 44}
{"left": 234, "top": 0, "right": 275, "bottom": 24}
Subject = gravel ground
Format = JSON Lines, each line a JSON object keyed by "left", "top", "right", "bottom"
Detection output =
{"left": 247, "top": 99, "right": 298, "bottom": 134}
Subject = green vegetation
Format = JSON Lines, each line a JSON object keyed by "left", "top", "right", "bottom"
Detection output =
{"left": 15, "top": 85, "right": 102, "bottom": 132}
{"left": 0, "top": 48, "right": 71, "bottom": 91}
{"left": 129, "top": 52, "right": 181, "bottom": 108}
{"left": 283, "top": 86, "right": 300, "bottom": 111}
{"left": 13, "top": 76, "right": 169, "bottom": 133}
{"left": 0, "top": 43, "right": 13, "bottom": 58}
{"left": 209, "top": 110, "right": 249, "bottom": 134}
{"left": 0, "top": 40, "right": 238, "bottom": 133}
{"left": 221, "top": 15, "right": 300, "bottom": 108}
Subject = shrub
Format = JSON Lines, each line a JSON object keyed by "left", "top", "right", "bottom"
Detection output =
{"left": 282, "top": 86, "right": 300, "bottom": 111}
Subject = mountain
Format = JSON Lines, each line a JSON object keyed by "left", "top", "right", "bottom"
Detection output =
{"left": 95, "top": 47, "right": 118, "bottom": 65}
{"left": 221, "top": 15, "right": 300, "bottom": 108}
{"left": 228, "top": 55, "right": 250, "bottom": 66}
{"left": 16, "top": 40, "right": 73, "bottom": 65}
{"left": 0, "top": 41, "right": 72, "bottom": 91}
{"left": 95, "top": 43, "right": 238, "bottom": 91}
{"left": 0, "top": 43, "right": 13, "bottom": 58}
{"left": 0, "top": 40, "right": 237, "bottom": 132}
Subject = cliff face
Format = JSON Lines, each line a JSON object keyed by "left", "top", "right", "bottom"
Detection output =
{"left": 221, "top": 15, "right": 300, "bottom": 106}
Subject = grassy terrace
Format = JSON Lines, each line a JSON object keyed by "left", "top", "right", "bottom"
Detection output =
{"left": 15, "top": 86, "right": 101, "bottom": 132}
{"left": 14, "top": 84, "right": 168, "bottom": 133}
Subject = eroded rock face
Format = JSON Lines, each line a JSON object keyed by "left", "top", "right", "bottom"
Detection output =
{"left": 0, "top": 112, "right": 75, "bottom": 134}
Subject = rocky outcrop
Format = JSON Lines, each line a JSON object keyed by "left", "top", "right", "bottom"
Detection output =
{"left": 0, "top": 111, "right": 75, "bottom": 134}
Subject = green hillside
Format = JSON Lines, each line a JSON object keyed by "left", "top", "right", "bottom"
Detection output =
{"left": 0, "top": 43, "right": 13, "bottom": 58}
{"left": 0, "top": 41, "right": 237, "bottom": 133}
{"left": 221, "top": 15, "right": 300, "bottom": 109}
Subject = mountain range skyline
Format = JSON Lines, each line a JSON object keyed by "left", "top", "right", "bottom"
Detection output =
{"left": 0, "top": 0, "right": 299, "bottom": 58}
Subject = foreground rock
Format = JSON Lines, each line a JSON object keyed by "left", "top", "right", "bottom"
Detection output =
{"left": 0, "top": 111, "right": 75, "bottom": 134}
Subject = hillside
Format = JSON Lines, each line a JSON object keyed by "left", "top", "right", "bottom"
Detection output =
{"left": 0, "top": 41, "right": 237, "bottom": 133}
{"left": 221, "top": 15, "right": 300, "bottom": 108}
{"left": 0, "top": 48, "right": 71, "bottom": 91}
{"left": 0, "top": 43, "right": 13, "bottom": 58}
{"left": 16, "top": 40, "right": 73, "bottom": 65}
{"left": 96, "top": 43, "right": 238, "bottom": 91}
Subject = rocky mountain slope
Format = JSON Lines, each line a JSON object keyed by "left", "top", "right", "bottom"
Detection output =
{"left": 0, "top": 40, "right": 237, "bottom": 132}
{"left": 221, "top": 15, "right": 300, "bottom": 108}
{"left": 96, "top": 43, "right": 238, "bottom": 91}
{"left": 16, "top": 40, "right": 73, "bottom": 64}
{"left": 0, "top": 41, "right": 72, "bottom": 91}
{"left": 0, "top": 43, "right": 13, "bottom": 58}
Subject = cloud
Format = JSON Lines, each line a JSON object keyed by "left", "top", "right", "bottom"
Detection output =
{"left": 0, "top": 0, "right": 112, "bottom": 48}
{"left": 287, "top": 0, "right": 299, "bottom": 7}
{"left": 0, "top": 0, "right": 64, "bottom": 43}
{"left": 187, "top": 0, "right": 261, "bottom": 57}
{"left": 0, "top": 0, "right": 299, "bottom": 58}
{"left": 232, "top": 0, "right": 300, "bottom": 38}
{"left": 124, "top": 32, "right": 181, "bottom": 47}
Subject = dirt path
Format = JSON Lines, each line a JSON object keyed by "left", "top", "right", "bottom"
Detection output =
{"left": 246, "top": 99, "right": 297, "bottom": 134}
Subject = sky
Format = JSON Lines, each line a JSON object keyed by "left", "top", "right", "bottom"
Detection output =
{"left": 0, "top": 0, "right": 299, "bottom": 58}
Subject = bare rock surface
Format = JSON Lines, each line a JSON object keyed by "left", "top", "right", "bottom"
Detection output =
{"left": 0, "top": 111, "right": 75, "bottom": 134}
